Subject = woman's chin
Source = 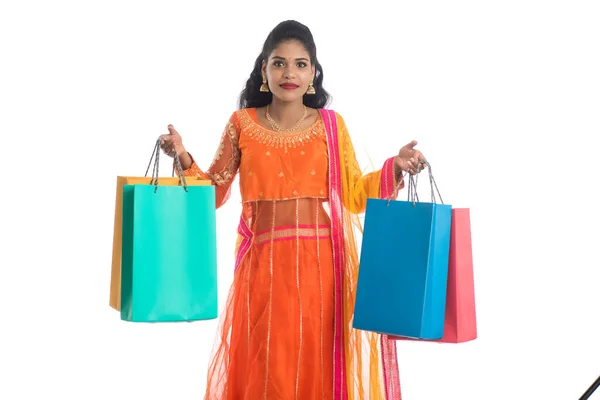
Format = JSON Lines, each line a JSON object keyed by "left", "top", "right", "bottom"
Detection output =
{"left": 272, "top": 91, "right": 305, "bottom": 103}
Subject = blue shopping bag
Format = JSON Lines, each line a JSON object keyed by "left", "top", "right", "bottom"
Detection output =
{"left": 119, "top": 140, "right": 218, "bottom": 322}
{"left": 353, "top": 168, "right": 452, "bottom": 339}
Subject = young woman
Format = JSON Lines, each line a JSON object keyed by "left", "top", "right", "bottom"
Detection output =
{"left": 161, "top": 20, "right": 426, "bottom": 400}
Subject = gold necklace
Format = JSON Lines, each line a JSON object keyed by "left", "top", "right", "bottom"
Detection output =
{"left": 265, "top": 105, "right": 307, "bottom": 132}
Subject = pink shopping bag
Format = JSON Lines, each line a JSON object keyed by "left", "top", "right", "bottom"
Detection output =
{"left": 392, "top": 208, "right": 477, "bottom": 343}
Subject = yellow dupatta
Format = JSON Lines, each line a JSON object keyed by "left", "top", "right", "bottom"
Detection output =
{"left": 333, "top": 111, "right": 403, "bottom": 400}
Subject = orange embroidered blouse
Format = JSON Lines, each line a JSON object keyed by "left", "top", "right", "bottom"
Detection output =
{"left": 237, "top": 108, "right": 328, "bottom": 202}
{"left": 182, "top": 108, "right": 328, "bottom": 207}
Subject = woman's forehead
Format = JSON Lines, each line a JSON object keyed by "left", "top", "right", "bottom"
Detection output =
{"left": 269, "top": 40, "right": 309, "bottom": 59}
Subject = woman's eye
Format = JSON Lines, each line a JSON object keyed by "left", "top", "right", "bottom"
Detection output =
{"left": 273, "top": 61, "right": 284, "bottom": 67}
{"left": 297, "top": 62, "right": 307, "bottom": 68}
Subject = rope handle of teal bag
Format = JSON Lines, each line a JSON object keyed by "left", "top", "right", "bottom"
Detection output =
{"left": 144, "top": 138, "right": 172, "bottom": 177}
{"left": 387, "top": 160, "right": 443, "bottom": 206}
{"left": 144, "top": 138, "right": 188, "bottom": 192}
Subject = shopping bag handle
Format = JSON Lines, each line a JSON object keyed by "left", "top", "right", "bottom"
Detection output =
{"left": 388, "top": 160, "right": 443, "bottom": 206}
{"left": 144, "top": 139, "right": 176, "bottom": 178}
{"left": 143, "top": 138, "right": 189, "bottom": 192}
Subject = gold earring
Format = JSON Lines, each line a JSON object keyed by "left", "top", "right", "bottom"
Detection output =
{"left": 260, "top": 75, "right": 270, "bottom": 92}
{"left": 306, "top": 81, "right": 316, "bottom": 95}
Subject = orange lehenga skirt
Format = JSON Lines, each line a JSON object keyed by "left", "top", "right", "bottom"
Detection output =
{"left": 205, "top": 221, "right": 335, "bottom": 399}
{"left": 200, "top": 108, "right": 403, "bottom": 400}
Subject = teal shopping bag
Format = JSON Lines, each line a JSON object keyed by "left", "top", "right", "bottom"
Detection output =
{"left": 120, "top": 140, "right": 218, "bottom": 322}
{"left": 353, "top": 165, "right": 452, "bottom": 339}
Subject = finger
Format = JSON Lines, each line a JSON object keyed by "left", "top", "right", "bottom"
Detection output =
{"left": 160, "top": 139, "right": 173, "bottom": 151}
{"left": 160, "top": 141, "right": 172, "bottom": 152}
{"left": 404, "top": 140, "right": 418, "bottom": 150}
{"left": 159, "top": 134, "right": 172, "bottom": 144}
{"left": 167, "top": 125, "right": 178, "bottom": 136}
{"left": 163, "top": 146, "right": 175, "bottom": 157}
{"left": 408, "top": 158, "right": 417, "bottom": 170}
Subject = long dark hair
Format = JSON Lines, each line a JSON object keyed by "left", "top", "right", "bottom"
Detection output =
{"left": 238, "top": 20, "right": 331, "bottom": 110}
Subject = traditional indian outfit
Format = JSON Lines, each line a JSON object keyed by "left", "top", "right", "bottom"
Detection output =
{"left": 181, "top": 108, "right": 403, "bottom": 400}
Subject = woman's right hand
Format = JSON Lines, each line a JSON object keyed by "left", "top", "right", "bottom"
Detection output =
{"left": 160, "top": 124, "right": 186, "bottom": 158}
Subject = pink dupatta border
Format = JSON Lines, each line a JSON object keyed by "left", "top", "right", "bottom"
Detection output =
{"left": 234, "top": 216, "right": 253, "bottom": 272}
{"left": 320, "top": 109, "right": 347, "bottom": 400}
{"left": 321, "top": 108, "right": 402, "bottom": 400}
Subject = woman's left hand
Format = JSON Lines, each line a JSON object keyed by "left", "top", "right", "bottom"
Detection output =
{"left": 395, "top": 140, "right": 427, "bottom": 175}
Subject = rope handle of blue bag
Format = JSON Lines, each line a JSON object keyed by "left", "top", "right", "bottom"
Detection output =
{"left": 388, "top": 160, "right": 443, "bottom": 206}
{"left": 143, "top": 137, "right": 188, "bottom": 192}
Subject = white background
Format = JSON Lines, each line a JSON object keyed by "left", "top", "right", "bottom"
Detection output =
{"left": 1, "top": 0, "right": 599, "bottom": 399}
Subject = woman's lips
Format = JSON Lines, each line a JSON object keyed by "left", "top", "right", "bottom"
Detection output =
{"left": 280, "top": 83, "right": 299, "bottom": 90}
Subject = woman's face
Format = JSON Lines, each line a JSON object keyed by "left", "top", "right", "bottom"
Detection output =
{"left": 262, "top": 40, "right": 315, "bottom": 103}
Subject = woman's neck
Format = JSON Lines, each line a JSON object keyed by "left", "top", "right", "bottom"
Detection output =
{"left": 267, "top": 99, "right": 306, "bottom": 129}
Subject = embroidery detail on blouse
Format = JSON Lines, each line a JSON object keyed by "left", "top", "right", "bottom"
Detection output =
{"left": 238, "top": 108, "right": 325, "bottom": 152}
{"left": 187, "top": 163, "right": 209, "bottom": 180}
{"left": 206, "top": 120, "right": 240, "bottom": 186}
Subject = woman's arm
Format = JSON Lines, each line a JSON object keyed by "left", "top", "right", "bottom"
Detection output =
{"left": 178, "top": 113, "right": 241, "bottom": 209}
{"left": 336, "top": 113, "right": 404, "bottom": 214}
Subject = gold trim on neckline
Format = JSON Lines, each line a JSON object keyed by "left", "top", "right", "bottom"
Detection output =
{"left": 239, "top": 108, "right": 326, "bottom": 151}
